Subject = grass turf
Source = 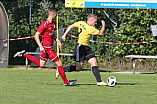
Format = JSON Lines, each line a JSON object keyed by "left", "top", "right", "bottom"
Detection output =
{"left": 0, "top": 68, "right": 157, "bottom": 104}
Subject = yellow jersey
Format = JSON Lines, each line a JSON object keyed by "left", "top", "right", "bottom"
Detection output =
{"left": 74, "top": 21, "right": 99, "bottom": 46}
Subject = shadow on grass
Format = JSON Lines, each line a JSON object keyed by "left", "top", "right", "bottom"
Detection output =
{"left": 75, "top": 83, "right": 139, "bottom": 86}
{"left": 75, "top": 84, "right": 96, "bottom": 86}
{"left": 116, "top": 83, "right": 138, "bottom": 85}
{"left": 43, "top": 83, "right": 140, "bottom": 87}
{"left": 46, "top": 83, "right": 96, "bottom": 86}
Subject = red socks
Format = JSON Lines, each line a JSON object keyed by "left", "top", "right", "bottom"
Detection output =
{"left": 57, "top": 65, "right": 68, "bottom": 84}
{"left": 23, "top": 54, "right": 40, "bottom": 66}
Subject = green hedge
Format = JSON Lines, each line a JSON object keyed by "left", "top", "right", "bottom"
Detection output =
{"left": 2, "top": 0, "right": 157, "bottom": 70}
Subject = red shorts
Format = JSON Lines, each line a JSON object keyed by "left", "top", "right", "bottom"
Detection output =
{"left": 40, "top": 48, "right": 59, "bottom": 62}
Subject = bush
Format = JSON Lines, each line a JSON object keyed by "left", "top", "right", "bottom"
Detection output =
{"left": 2, "top": 0, "right": 157, "bottom": 70}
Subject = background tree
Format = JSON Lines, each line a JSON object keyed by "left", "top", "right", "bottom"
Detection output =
{"left": 1, "top": 0, "right": 157, "bottom": 70}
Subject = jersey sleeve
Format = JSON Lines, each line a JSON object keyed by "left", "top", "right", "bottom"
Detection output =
{"left": 90, "top": 27, "right": 99, "bottom": 35}
{"left": 74, "top": 21, "right": 80, "bottom": 28}
{"left": 37, "top": 22, "right": 47, "bottom": 34}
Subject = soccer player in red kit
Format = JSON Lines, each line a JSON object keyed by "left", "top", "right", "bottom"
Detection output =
{"left": 14, "top": 7, "right": 77, "bottom": 86}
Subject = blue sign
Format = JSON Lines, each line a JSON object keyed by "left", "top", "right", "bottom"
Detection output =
{"left": 85, "top": 0, "right": 157, "bottom": 9}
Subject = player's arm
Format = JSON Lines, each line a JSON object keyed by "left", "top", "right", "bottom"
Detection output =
{"left": 97, "top": 20, "right": 105, "bottom": 36}
{"left": 34, "top": 32, "right": 45, "bottom": 53}
{"left": 54, "top": 35, "right": 62, "bottom": 49}
{"left": 62, "top": 24, "right": 76, "bottom": 41}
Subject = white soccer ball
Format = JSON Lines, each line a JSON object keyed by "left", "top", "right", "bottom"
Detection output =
{"left": 107, "top": 76, "right": 117, "bottom": 87}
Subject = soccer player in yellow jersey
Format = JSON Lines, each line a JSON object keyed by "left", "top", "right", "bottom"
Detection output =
{"left": 61, "top": 13, "right": 107, "bottom": 86}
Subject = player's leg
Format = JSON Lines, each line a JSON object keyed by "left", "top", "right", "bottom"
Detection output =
{"left": 63, "top": 65, "right": 76, "bottom": 72}
{"left": 54, "top": 58, "right": 77, "bottom": 86}
{"left": 55, "top": 58, "right": 68, "bottom": 83}
{"left": 63, "top": 62, "right": 83, "bottom": 72}
{"left": 40, "top": 60, "right": 46, "bottom": 67}
{"left": 14, "top": 50, "right": 41, "bottom": 67}
{"left": 24, "top": 54, "right": 41, "bottom": 66}
{"left": 23, "top": 51, "right": 47, "bottom": 67}
{"left": 48, "top": 48, "right": 77, "bottom": 86}
{"left": 88, "top": 57, "right": 100, "bottom": 82}
{"left": 86, "top": 46, "right": 107, "bottom": 86}
{"left": 39, "top": 52, "right": 48, "bottom": 67}
{"left": 88, "top": 57, "right": 107, "bottom": 86}
{"left": 76, "top": 62, "right": 83, "bottom": 71}
{"left": 63, "top": 44, "right": 85, "bottom": 72}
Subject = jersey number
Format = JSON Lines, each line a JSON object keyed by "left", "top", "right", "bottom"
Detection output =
{"left": 79, "top": 28, "right": 82, "bottom": 34}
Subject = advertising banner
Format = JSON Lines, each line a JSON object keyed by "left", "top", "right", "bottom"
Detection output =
{"left": 65, "top": 0, "right": 157, "bottom": 9}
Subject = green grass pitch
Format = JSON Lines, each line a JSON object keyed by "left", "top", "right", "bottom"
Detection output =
{"left": 0, "top": 68, "right": 157, "bottom": 104}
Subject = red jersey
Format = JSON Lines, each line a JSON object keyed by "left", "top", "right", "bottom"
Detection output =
{"left": 37, "top": 19, "right": 56, "bottom": 47}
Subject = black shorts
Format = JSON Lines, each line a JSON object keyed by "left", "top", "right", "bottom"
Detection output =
{"left": 73, "top": 43, "right": 95, "bottom": 62}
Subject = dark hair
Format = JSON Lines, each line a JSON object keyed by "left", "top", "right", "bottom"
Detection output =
{"left": 48, "top": 7, "right": 58, "bottom": 14}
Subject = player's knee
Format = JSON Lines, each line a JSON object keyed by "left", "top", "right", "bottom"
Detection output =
{"left": 91, "top": 62, "right": 98, "bottom": 67}
{"left": 55, "top": 59, "right": 63, "bottom": 66}
{"left": 40, "top": 65, "right": 44, "bottom": 67}
{"left": 88, "top": 59, "right": 98, "bottom": 66}
{"left": 89, "top": 59, "right": 98, "bottom": 66}
{"left": 40, "top": 63, "right": 45, "bottom": 67}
